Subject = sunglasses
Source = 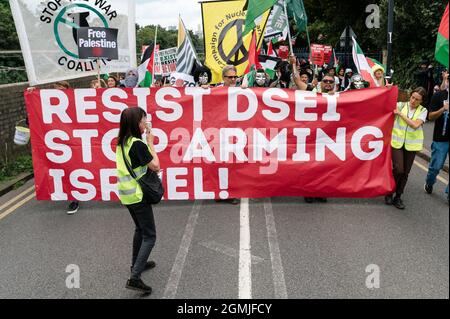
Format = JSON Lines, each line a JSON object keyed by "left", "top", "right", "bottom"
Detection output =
{"left": 322, "top": 80, "right": 335, "bottom": 84}
{"left": 224, "top": 75, "right": 239, "bottom": 79}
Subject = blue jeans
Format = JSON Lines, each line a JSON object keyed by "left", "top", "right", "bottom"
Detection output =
{"left": 425, "top": 141, "right": 449, "bottom": 195}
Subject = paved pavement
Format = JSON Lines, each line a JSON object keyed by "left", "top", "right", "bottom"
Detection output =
{"left": 0, "top": 156, "right": 448, "bottom": 299}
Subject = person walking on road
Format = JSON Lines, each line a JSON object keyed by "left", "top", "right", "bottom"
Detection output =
{"left": 424, "top": 75, "right": 449, "bottom": 202}
{"left": 27, "top": 81, "right": 80, "bottom": 215}
{"left": 385, "top": 87, "right": 428, "bottom": 209}
{"left": 116, "top": 107, "right": 160, "bottom": 294}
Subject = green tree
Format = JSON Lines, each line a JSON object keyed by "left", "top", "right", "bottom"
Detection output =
{"left": 0, "top": 0, "right": 20, "bottom": 50}
{"left": 368, "top": 0, "right": 446, "bottom": 88}
{"left": 136, "top": 24, "right": 204, "bottom": 63}
{"left": 0, "top": 0, "right": 27, "bottom": 84}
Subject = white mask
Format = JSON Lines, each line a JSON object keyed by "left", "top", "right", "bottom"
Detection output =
{"left": 255, "top": 73, "right": 266, "bottom": 86}
{"left": 198, "top": 73, "right": 209, "bottom": 85}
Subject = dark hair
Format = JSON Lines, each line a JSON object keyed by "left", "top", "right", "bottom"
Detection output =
{"left": 411, "top": 87, "right": 427, "bottom": 101}
{"left": 54, "top": 81, "right": 70, "bottom": 89}
{"left": 300, "top": 69, "right": 309, "bottom": 76}
{"left": 194, "top": 65, "right": 212, "bottom": 83}
{"left": 117, "top": 107, "right": 147, "bottom": 146}
{"left": 108, "top": 75, "right": 119, "bottom": 87}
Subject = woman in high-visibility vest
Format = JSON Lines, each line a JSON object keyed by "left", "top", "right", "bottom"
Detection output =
{"left": 116, "top": 107, "right": 160, "bottom": 294}
{"left": 386, "top": 87, "right": 428, "bottom": 209}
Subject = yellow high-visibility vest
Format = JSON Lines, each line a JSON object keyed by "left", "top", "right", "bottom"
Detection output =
{"left": 391, "top": 102, "right": 425, "bottom": 151}
{"left": 116, "top": 137, "right": 148, "bottom": 205}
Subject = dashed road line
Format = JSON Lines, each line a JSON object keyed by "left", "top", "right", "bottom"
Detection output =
{"left": 239, "top": 198, "right": 251, "bottom": 299}
{"left": 264, "top": 198, "right": 288, "bottom": 299}
{"left": 163, "top": 200, "right": 202, "bottom": 299}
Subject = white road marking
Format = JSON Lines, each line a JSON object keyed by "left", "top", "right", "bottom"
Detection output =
{"left": 239, "top": 198, "right": 251, "bottom": 299}
{"left": 264, "top": 198, "right": 288, "bottom": 299}
{"left": 199, "top": 240, "right": 264, "bottom": 264}
{"left": 163, "top": 200, "right": 202, "bottom": 299}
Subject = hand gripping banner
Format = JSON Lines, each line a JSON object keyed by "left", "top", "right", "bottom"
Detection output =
{"left": 24, "top": 87, "right": 398, "bottom": 201}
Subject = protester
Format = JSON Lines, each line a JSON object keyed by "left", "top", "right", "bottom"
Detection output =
{"left": 385, "top": 87, "right": 428, "bottom": 209}
{"left": 116, "top": 107, "right": 160, "bottom": 294}
{"left": 414, "top": 60, "right": 434, "bottom": 107}
{"left": 90, "top": 79, "right": 106, "bottom": 88}
{"left": 287, "top": 55, "right": 309, "bottom": 91}
{"left": 124, "top": 68, "right": 139, "bottom": 88}
{"left": 153, "top": 78, "right": 163, "bottom": 88}
{"left": 324, "top": 67, "right": 338, "bottom": 91}
{"left": 313, "top": 73, "right": 336, "bottom": 94}
{"left": 303, "top": 74, "right": 335, "bottom": 203}
{"left": 270, "top": 60, "right": 292, "bottom": 89}
{"left": 194, "top": 65, "right": 212, "bottom": 88}
{"left": 220, "top": 65, "right": 238, "bottom": 87}
{"left": 299, "top": 70, "right": 318, "bottom": 91}
{"left": 337, "top": 67, "right": 345, "bottom": 91}
{"left": 107, "top": 75, "right": 119, "bottom": 88}
{"left": 440, "top": 70, "right": 448, "bottom": 91}
{"left": 346, "top": 74, "right": 370, "bottom": 90}
{"left": 215, "top": 65, "right": 239, "bottom": 204}
{"left": 254, "top": 69, "right": 270, "bottom": 87}
{"left": 28, "top": 81, "right": 79, "bottom": 214}
{"left": 424, "top": 75, "right": 449, "bottom": 202}
{"left": 372, "top": 64, "right": 388, "bottom": 87}
{"left": 242, "top": 68, "right": 270, "bottom": 88}
{"left": 342, "top": 68, "right": 353, "bottom": 90}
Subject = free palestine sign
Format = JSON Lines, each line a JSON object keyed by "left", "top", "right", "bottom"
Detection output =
{"left": 77, "top": 27, "right": 118, "bottom": 60}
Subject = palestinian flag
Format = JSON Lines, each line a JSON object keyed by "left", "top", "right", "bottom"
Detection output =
{"left": 260, "top": 38, "right": 281, "bottom": 79}
{"left": 137, "top": 44, "right": 159, "bottom": 87}
{"left": 352, "top": 37, "right": 376, "bottom": 88}
{"left": 259, "top": 55, "right": 280, "bottom": 79}
{"left": 243, "top": 0, "right": 277, "bottom": 36}
{"left": 435, "top": 4, "right": 449, "bottom": 68}
{"left": 267, "top": 40, "right": 277, "bottom": 57}
{"left": 243, "top": 31, "right": 261, "bottom": 86}
{"left": 366, "top": 57, "right": 385, "bottom": 71}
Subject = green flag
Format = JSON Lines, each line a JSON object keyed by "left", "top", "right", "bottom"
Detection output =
{"left": 286, "top": 0, "right": 308, "bottom": 32}
{"left": 243, "top": 0, "right": 277, "bottom": 36}
{"left": 435, "top": 4, "right": 449, "bottom": 68}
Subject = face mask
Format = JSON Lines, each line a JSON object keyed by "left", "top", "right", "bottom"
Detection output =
{"left": 353, "top": 81, "right": 365, "bottom": 89}
{"left": 125, "top": 73, "right": 138, "bottom": 87}
{"left": 255, "top": 73, "right": 266, "bottom": 86}
{"left": 199, "top": 73, "right": 209, "bottom": 85}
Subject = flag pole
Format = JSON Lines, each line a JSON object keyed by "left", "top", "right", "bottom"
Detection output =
{"left": 386, "top": 0, "right": 394, "bottom": 78}
{"left": 152, "top": 25, "right": 158, "bottom": 86}
{"left": 97, "top": 59, "right": 101, "bottom": 86}
{"left": 283, "top": 0, "right": 294, "bottom": 54}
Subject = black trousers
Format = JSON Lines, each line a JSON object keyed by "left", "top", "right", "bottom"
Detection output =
{"left": 392, "top": 146, "right": 417, "bottom": 197}
{"left": 126, "top": 199, "right": 156, "bottom": 280}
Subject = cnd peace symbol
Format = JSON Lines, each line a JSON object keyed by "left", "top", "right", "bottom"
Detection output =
{"left": 218, "top": 19, "right": 249, "bottom": 66}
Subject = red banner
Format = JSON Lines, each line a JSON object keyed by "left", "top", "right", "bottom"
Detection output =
{"left": 323, "top": 45, "right": 333, "bottom": 64}
{"left": 310, "top": 44, "right": 325, "bottom": 66}
{"left": 25, "top": 87, "right": 397, "bottom": 201}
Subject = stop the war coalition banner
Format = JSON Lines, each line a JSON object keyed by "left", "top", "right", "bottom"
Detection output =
{"left": 9, "top": 0, "right": 136, "bottom": 85}
{"left": 25, "top": 87, "right": 398, "bottom": 201}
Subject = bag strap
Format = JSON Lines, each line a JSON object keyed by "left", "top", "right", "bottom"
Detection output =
{"left": 121, "top": 140, "right": 138, "bottom": 180}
